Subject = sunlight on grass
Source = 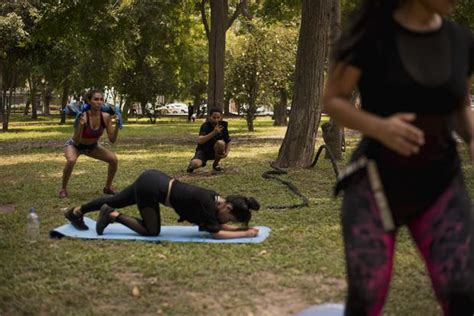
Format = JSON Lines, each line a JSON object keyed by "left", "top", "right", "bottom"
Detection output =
{"left": 1, "top": 114, "right": 463, "bottom": 316}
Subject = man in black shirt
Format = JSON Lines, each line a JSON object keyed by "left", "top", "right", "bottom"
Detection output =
{"left": 187, "top": 108, "right": 231, "bottom": 173}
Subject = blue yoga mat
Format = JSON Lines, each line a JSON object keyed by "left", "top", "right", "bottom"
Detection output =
{"left": 296, "top": 304, "right": 345, "bottom": 316}
{"left": 50, "top": 217, "right": 271, "bottom": 244}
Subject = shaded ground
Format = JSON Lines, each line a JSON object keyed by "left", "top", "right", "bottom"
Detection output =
{"left": 0, "top": 116, "right": 464, "bottom": 315}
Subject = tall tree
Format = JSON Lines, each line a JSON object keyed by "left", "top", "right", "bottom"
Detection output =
{"left": 199, "top": 0, "right": 251, "bottom": 113}
{"left": 226, "top": 21, "right": 297, "bottom": 130}
{"left": 321, "top": 0, "right": 343, "bottom": 160}
{"left": 0, "top": 1, "right": 34, "bottom": 131}
{"left": 274, "top": 0, "right": 331, "bottom": 168}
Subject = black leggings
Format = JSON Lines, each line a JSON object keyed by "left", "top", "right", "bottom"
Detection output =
{"left": 342, "top": 174, "right": 474, "bottom": 315}
{"left": 80, "top": 170, "right": 170, "bottom": 236}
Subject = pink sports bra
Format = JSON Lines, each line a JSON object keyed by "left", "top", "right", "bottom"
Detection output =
{"left": 81, "top": 112, "right": 106, "bottom": 139}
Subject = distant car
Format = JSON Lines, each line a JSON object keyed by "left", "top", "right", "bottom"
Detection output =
{"left": 157, "top": 103, "right": 188, "bottom": 115}
{"left": 255, "top": 106, "right": 274, "bottom": 116}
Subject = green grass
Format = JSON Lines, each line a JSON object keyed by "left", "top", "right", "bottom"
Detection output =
{"left": 1, "top": 114, "right": 472, "bottom": 315}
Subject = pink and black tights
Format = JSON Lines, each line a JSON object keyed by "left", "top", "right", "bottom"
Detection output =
{"left": 342, "top": 174, "right": 474, "bottom": 315}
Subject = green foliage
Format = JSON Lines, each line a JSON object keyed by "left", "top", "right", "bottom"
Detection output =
{"left": 454, "top": 0, "right": 474, "bottom": 31}
{"left": 258, "top": 0, "right": 300, "bottom": 23}
{"left": 226, "top": 20, "right": 297, "bottom": 130}
{"left": 112, "top": 0, "right": 207, "bottom": 107}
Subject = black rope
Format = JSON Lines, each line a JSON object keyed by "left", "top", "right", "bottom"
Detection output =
{"left": 309, "top": 144, "right": 340, "bottom": 178}
{"left": 262, "top": 165, "right": 309, "bottom": 209}
{"left": 262, "top": 144, "right": 340, "bottom": 209}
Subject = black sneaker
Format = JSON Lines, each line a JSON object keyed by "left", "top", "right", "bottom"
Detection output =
{"left": 186, "top": 165, "right": 194, "bottom": 173}
{"left": 96, "top": 204, "right": 114, "bottom": 235}
{"left": 65, "top": 208, "right": 89, "bottom": 231}
{"left": 212, "top": 164, "right": 224, "bottom": 172}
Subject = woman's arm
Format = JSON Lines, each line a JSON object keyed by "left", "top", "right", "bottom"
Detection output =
{"left": 72, "top": 113, "right": 86, "bottom": 144}
{"left": 105, "top": 113, "right": 119, "bottom": 143}
{"left": 323, "top": 63, "right": 425, "bottom": 156}
{"left": 211, "top": 227, "right": 259, "bottom": 239}
{"left": 219, "top": 223, "right": 249, "bottom": 231}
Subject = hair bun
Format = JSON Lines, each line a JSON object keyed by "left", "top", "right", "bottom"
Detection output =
{"left": 247, "top": 197, "right": 260, "bottom": 211}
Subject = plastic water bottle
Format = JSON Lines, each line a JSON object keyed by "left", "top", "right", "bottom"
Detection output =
{"left": 27, "top": 207, "right": 40, "bottom": 242}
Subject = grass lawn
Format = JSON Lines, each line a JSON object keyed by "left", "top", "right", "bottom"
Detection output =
{"left": 1, "top": 114, "right": 473, "bottom": 315}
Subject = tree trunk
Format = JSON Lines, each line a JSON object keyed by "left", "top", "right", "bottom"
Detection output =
{"left": 4, "top": 88, "right": 13, "bottom": 131}
{"left": 1, "top": 90, "right": 7, "bottom": 131}
{"left": 24, "top": 98, "right": 30, "bottom": 116}
{"left": 322, "top": 0, "right": 343, "bottom": 160}
{"left": 28, "top": 77, "right": 38, "bottom": 119}
{"left": 274, "top": 0, "right": 331, "bottom": 168}
{"left": 0, "top": 64, "right": 4, "bottom": 129}
{"left": 60, "top": 78, "right": 70, "bottom": 124}
{"left": 207, "top": 0, "right": 227, "bottom": 112}
{"left": 32, "top": 92, "right": 39, "bottom": 119}
{"left": 273, "top": 88, "right": 288, "bottom": 126}
{"left": 121, "top": 98, "right": 130, "bottom": 122}
{"left": 43, "top": 87, "right": 52, "bottom": 116}
{"left": 224, "top": 95, "right": 230, "bottom": 115}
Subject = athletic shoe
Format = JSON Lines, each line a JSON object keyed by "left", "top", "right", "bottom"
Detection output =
{"left": 64, "top": 207, "right": 89, "bottom": 230}
{"left": 58, "top": 188, "right": 68, "bottom": 199}
{"left": 103, "top": 187, "right": 118, "bottom": 195}
{"left": 96, "top": 204, "right": 114, "bottom": 235}
{"left": 212, "top": 164, "right": 224, "bottom": 172}
{"left": 186, "top": 165, "right": 194, "bottom": 173}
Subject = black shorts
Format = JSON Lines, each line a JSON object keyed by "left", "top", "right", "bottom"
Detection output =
{"left": 191, "top": 149, "right": 215, "bottom": 167}
{"left": 65, "top": 139, "right": 98, "bottom": 155}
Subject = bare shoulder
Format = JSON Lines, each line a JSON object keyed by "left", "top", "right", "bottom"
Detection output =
{"left": 102, "top": 112, "right": 112, "bottom": 121}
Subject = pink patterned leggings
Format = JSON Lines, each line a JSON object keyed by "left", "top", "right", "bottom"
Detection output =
{"left": 342, "top": 175, "right": 474, "bottom": 316}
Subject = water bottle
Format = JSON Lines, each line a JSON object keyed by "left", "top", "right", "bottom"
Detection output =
{"left": 27, "top": 207, "right": 40, "bottom": 242}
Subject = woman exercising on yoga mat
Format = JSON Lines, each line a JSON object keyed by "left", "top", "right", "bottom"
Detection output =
{"left": 64, "top": 169, "right": 261, "bottom": 239}
{"left": 59, "top": 90, "right": 120, "bottom": 198}
{"left": 324, "top": 0, "right": 474, "bottom": 314}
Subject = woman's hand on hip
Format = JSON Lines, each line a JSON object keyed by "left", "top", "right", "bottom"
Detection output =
{"left": 376, "top": 113, "right": 425, "bottom": 156}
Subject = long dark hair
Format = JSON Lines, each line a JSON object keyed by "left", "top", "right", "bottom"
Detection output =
{"left": 225, "top": 195, "right": 260, "bottom": 225}
{"left": 334, "top": 0, "right": 400, "bottom": 62}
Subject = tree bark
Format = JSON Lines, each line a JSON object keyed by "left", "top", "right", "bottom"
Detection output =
{"left": 32, "top": 92, "right": 39, "bottom": 119}
{"left": 322, "top": 0, "right": 343, "bottom": 160}
{"left": 204, "top": 0, "right": 250, "bottom": 114}
{"left": 273, "top": 88, "right": 288, "bottom": 126}
{"left": 207, "top": 0, "right": 226, "bottom": 112}
{"left": 23, "top": 98, "right": 30, "bottom": 116}
{"left": 42, "top": 87, "right": 52, "bottom": 116}
{"left": 0, "top": 65, "right": 3, "bottom": 129}
{"left": 274, "top": 0, "right": 331, "bottom": 168}
{"left": 4, "top": 87, "right": 13, "bottom": 131}
{"left": 28, "top": 76, "right": 38, "bottom": 119}
{"left": 1, "top": 90, "right": 7, "bottom": 131}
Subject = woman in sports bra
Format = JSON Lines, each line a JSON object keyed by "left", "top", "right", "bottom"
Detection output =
{"left": 59, "top": 90, "right": 120, "bottom": 198}
{"left": 324, "top": 0, "right": 474, "bottom": 314}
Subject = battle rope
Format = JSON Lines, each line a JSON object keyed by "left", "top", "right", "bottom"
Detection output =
{"left": 262, "top": 144, "right": 340, "bottom": 209}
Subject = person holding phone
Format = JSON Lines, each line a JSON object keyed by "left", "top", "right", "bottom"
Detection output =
{"left": 187, "top": 108, "right": 231, "bottom": 173}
